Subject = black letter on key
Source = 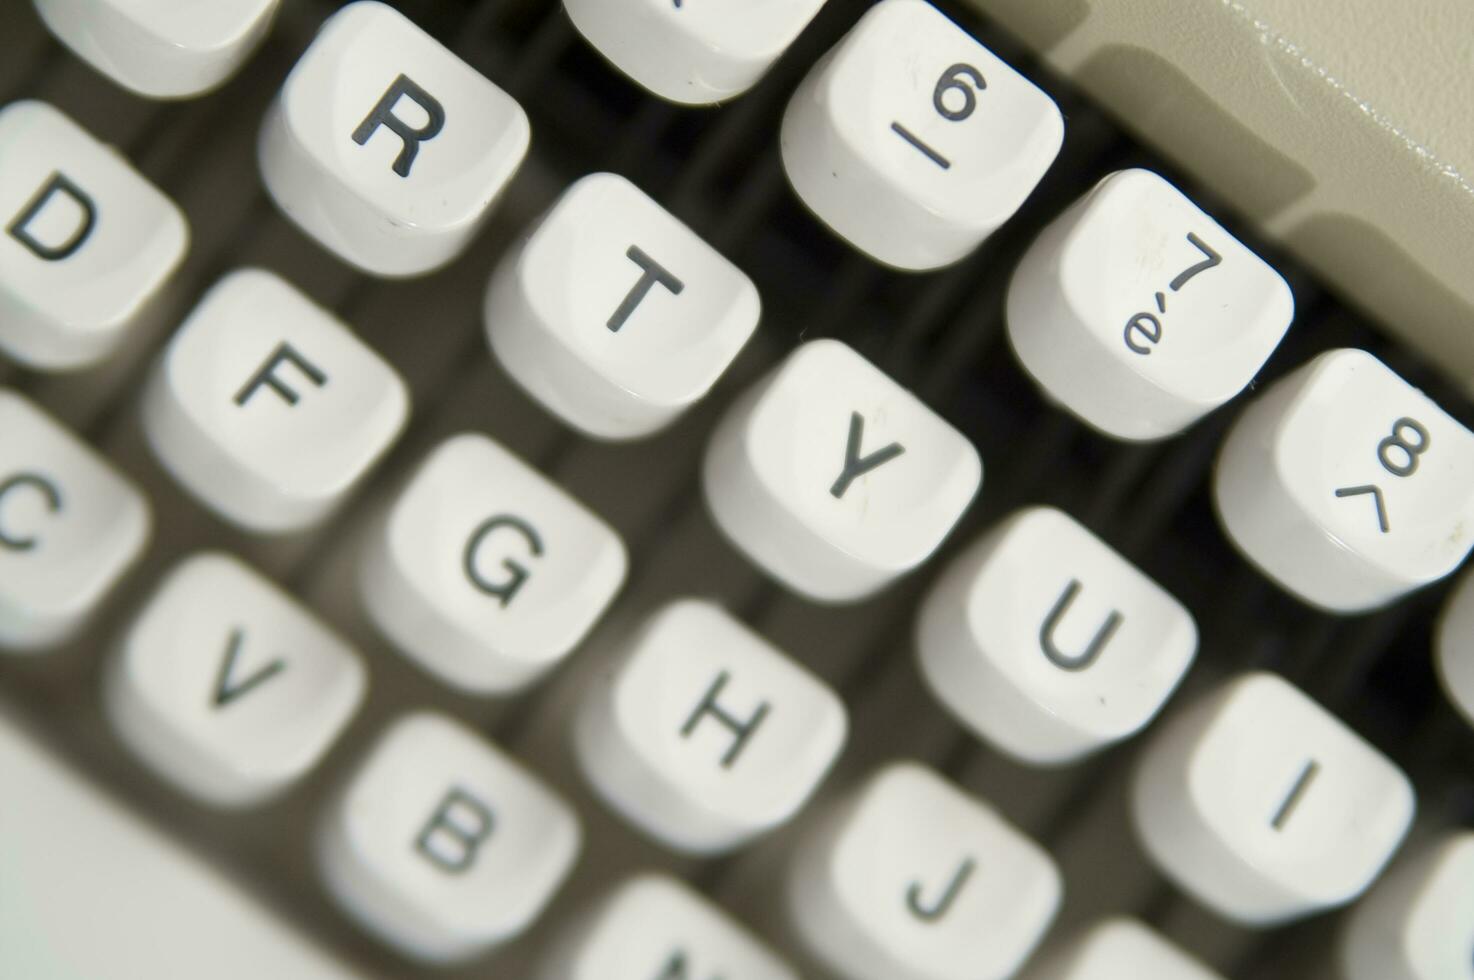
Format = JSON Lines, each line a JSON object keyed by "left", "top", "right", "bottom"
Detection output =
{"left": 234, "top": 342, "right": 328, "bottom": 407}
{"left": 7, "top": 172, "right": 97, "bottom": 261}
{"left": 0, "top": 473, "right": 63, "bottom": 552}
{"left": 463, "top": 515, "right": 544, "bottom": 607}
{"left": 352, "top": 74, "right": 446, "bottom": 178}
{"left": 1039, "top": 580, "right": 1123, "bottom": 672}
{"left": 830, "top": 412, "right": 905, "bottom": 499}
{"left": 653, "top": 951, "right": 699, "bottom": 980}
{"left": 679, "top": 671, "right": 770, "bottom": 769}
{"left": 607, "top": 246, "right": 684, "bottom": 333}
{"left": 415, "top": 787, "right": 495, "bottom": 873}
{"left": 212, "top": 629, "right": 287, "bottom": 708}
{"left": 906, "top": 857, "right": 976, "bottom": 922}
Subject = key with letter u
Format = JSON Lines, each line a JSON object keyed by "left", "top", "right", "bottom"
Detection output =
{"left": 781, "top": 0, "right": 1063, "bottom": 270}
{"left": 259, "top": 1, "right": 530, "bottom": 276}
{"left": 1132, "top": 671, "right": 1414, "bottom": 924}
{"left": 704, "top": 338, "right": 981, "bottom": 602}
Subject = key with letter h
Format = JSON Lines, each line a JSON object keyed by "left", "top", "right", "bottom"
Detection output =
{"left": 704, "top": 339, "right": 981, "bottom": 602}
{"left": 318, "top": 712, "right": 581, "bottom": 963}
{"left": 143, "top": 269, "right": 408, "bottom": 533}
{"left": 917, "top": 506, "right": 1197, "bottom": 765}
{"left": 788, "top": 762, "right": 1062, "bottom": 980}
{"left": 0, "top": 101, "right": 188, "bottom": 369}
{"left": 486, "top": 173, "right": 760, "bottom": 440}
{"left": 575, "top": 599, "right": 847, "bottom": 854}
{"left": 259, "top": 1, "right": 530, "bottom": 276}
{"left": 106, "top": 552, "right": 366, "bottom": 808}
{"left": 1132, "top": 672, "right": 1414, "bottom": 924}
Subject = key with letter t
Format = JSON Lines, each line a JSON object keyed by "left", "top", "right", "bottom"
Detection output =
{"left": 781, "top": 0, "right": 1062, "bottom": 270}
{"left": 259, "top": 1, "right": 529, "bottom": 276}
{"left": 1215, "top": 348, "right": 1474, "bottom": 612}
{"left": 704, "top": 339, "right": 981, "bottom": 602}
{"left": 486, "top": 173, "right": 760, "bottom": 440}
{"left": 1132, "top": 672, "right": 1414, "bottom": 924}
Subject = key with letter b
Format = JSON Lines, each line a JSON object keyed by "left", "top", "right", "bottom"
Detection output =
{"left": 575, "top": 599, "right": 847, "bottom": 854}
{"left": 1214, "top": 348, "right": 1474, "bottom": 612}
{"left": 781, "top": 0, "right": 1063, "bottom": 270}
{"left": 704, "top": 339, "right": 981, "bottom": 602}
{"left": 259, "top": 1, "right": 530, "bottom": 276}
{"left": 788, "top": 762, "right": 1062, "bottom": 980}
{"left": 319, "top": 712, "right": 581, "bottom": 963}
{"left": 1132, "top": 672, "right": 1414, "bottom": 924}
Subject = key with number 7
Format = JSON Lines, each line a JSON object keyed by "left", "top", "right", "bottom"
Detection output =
{"left": 1215, "top": 348, "right": 1474, "bottom": 612}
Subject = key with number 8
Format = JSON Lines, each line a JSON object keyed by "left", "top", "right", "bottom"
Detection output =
{"left": 781, "top": 0, "right": 1063, "bottom": 271}
{"left": 1215, "top": 348, "right": 1474, "bottom": 612}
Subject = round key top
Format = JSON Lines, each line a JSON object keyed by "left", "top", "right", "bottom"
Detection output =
{"left": 1215, "top": 348, "right": 1474, "bottom": 612}
{"left": 34, "top": 0, "right": 280, "bottom": 98}
{"left": 1132, "top": 672, "right": 1414, "bottom": 925}
{"left": 781, "top": 0, "right": 1063, "bottom": 270}
{"left": 1024, "top": 918, "right": 1224, "bottom": 980}
{"left": 1340, "top": 832, "right": 1474, "bottom": 980}
{"left": 1008, "top": 169, "right": 1294, "bottom": 440}
{"left": 259, "top": 1, "right": 530, "bottom": 276}
{"left": 564, "top": 0, "right": 829, "bottom": 105}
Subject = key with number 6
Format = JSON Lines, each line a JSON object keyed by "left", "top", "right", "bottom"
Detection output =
{"left": 1215, "top": 348, "right": 1474, "bottom": 612}
{"left": 781, "top": 0, "right": 1063, "bottom": 271}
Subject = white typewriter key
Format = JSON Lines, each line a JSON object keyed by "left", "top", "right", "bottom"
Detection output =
{"left": 359, "top": 433, "right": 627, "bottom": 695}
{"left": 486, "top": 172, "right": 760, "bottom": 440}
{"left": 33, "top": 0, "right": 280, "bottom": 98}
{"left": 704, "top": 339, "right": 981, "bottom": 602}
{"left": 575, "top": 599, "right": 847, "bottom": 854}
{"left": 1007, "top": 169, "right": 1295, "bottom": 440}
{"left": 917, "top": 507, "right": 1197, "bottom": 765}
{"left": 563, "top": 0, "right": 828, "bottom": 105}
{"left": 1132, "top": 672, "right": 1414, "bottom": 925}
{"left": 144, "top": 268, "right": 408, "bottom": 533}
{"left": 106, "top": 552, "right": 366, "bottom": 808}
{"left": 1340, "top": 832, "right": 1474, "bottom": 980}
{"left": 788, "top": 762, "right": 1062, "bottom": 980}
{"left": 259, "top": 1, "right": 530, "bottom": 276}
{"left": 1214, "top": 348, "right": 1474, "bottom": 612}
{"left": 0, "top": 100, "right": 188, "bottom": 369}
{"left": 319, "top": 712, "right": 581, "bottom": 963}
{"left": 543, "top": 874, "right": 799, "bottom": 980}
{"left": 1024, "top": 917, "right": 1223, "bottom": 980}
{"left": 781, "top": 0, "right": 1063, "bottom": 270}
{"left": 0, "top": 390, "right": 149, "bottom": 650}
{"left": 1432, "top": 568, "right": 1474, "bottom": 727}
